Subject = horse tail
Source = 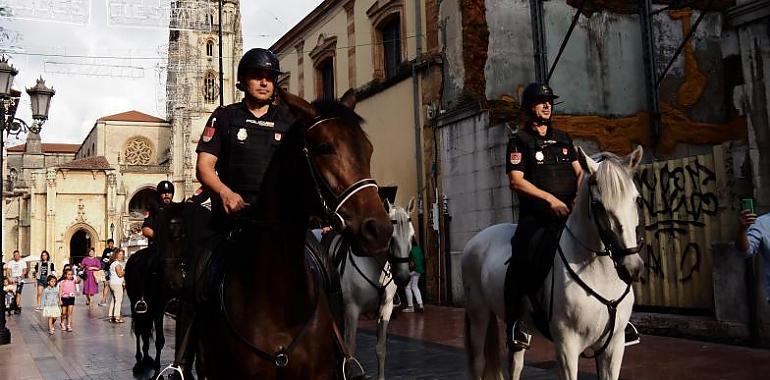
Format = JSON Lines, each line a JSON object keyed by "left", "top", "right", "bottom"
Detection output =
{"left": 481, "top": 311, "right": 502, "bottom": 380}
{"left": 465, "top": 310, "right": 504, "bottom": 380}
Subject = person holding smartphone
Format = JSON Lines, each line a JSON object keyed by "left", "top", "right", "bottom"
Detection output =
{"left": 735, "top": 198, "right": 770, "bottom": 302}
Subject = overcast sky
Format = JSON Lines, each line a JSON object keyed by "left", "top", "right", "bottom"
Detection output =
{"left": 0, "top": 0, "right": 322, "bottom": 146}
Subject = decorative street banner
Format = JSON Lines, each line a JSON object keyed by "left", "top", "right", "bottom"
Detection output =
{"left": 0, "top": 0, "right": 91, "bottom": 25}
{"left": 107, "top": 0, "right": 214, "bottom": 31}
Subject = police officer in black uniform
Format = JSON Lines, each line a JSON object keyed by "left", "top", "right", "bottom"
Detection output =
{"left": 195, "top": 48, "right": 293, "bottom": 219}
{"left": 504, "top": 83, "right": 583, "bottom": 349}
{"left": 170, "top": 48, "right": 295, "bottom": 375}
{"left": 134, "top": 180, "right": 175, "bottom": 314}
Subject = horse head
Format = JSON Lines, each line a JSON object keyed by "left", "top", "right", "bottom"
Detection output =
{"left": 279, "top": 88, "right": 393, "bottom": 256}
{"left": 578, "top": 146, "right": 645, "bottom": 284}
{"left": 387, "top": 199, "right": 416, "bottom": 287}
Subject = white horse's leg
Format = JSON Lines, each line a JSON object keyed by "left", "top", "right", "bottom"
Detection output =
{"left": 508, "top": 349, "right": 526, "bottom": 380}
{"left": 374, "top": 287, "right": 395, "bottom": 380}
{"left": 554, "top": 336, "right": 581, "bottom": 380}
{"left": 344, "top": 305, "right": 361, "bottom": 356}
{"left": 594, "top": 337, "right": 625, "bottom": 380}
{"left": 375, "top": 316, "right": 389, "bottom": 380}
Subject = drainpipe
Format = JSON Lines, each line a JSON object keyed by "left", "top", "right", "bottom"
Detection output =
{"left": 639, "top": 0, "right": 662, "bottom": 148}
{"left": 412, "top": 4, "right": 426, "bottom": 243}
{"left": 529, "top": 0, "right": 548, "bottom": 82}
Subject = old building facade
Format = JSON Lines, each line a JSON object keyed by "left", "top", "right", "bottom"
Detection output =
{"left": 2, "top": 0, "right": 244, "bottom": 266}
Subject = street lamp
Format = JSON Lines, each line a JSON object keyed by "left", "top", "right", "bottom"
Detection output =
{"left": 0, "top": 56, "right": 55, "bottom": 345}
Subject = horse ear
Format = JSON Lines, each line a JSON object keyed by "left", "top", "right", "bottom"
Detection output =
{"left": 407, "top": 197, "right": 416, "bottom": 214}
{"left": 626, "top": 145, "right": 644, "bottom": 171}
{"left": 277, "top": 86, "right": 317, "bottom": 122}
{"left": 577, "top": 146, "right": 599, "bottom": 174}
{"left": 340, "top": 88, "right": 357, "bottom": 110}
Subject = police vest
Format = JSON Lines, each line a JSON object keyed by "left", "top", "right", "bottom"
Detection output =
{"left": 219, "top": 104, "right": 292, "bottom": 194}
{"left": 518, "top": 129, "right": 577, "bottom": 203}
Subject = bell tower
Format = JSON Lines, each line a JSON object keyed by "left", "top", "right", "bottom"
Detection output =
{"left": 166, "top": 0, "right": 243, "bottom": 198}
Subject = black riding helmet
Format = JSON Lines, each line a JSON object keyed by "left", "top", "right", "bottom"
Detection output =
{"left": 237, "top": 48, "right": 281, "bottom": 83}
{"left": 521, "top": 82, "right": 558, "bottom": 125}
{"left": 157, "top": 180, "right": 174, "bottom": 195}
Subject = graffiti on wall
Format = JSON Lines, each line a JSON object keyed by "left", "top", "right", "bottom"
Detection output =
{"left": 635, "top": 158, "right": 718, "bottom": 283}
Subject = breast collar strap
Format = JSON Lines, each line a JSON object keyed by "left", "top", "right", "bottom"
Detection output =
{"left": 302, "top": 117, "right": 378, "bottom": 231}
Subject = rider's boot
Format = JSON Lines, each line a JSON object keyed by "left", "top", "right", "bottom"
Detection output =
{"left": 624, "top": 322, "right": 640, "bottom": 346}
{"left": 506, "top": 236, "right": 531, "bottom": 351}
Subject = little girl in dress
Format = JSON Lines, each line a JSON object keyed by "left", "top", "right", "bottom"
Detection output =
{"left": 41, "top": 275, "right": 61, "bottom": 334}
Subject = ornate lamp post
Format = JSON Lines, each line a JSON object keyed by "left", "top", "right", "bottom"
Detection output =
{"left": 0, "top": 56, "right": 55, "bottom": 345}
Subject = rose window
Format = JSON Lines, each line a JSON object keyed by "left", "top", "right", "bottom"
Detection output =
{"left": 124, "top": 138, "right": 153, "bottom": 165}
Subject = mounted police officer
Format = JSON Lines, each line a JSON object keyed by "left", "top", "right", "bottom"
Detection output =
{"left": 134, "top": 180, "right": 176, "bottom": 314}
{"left": 170, "top": 48, "right": 295, "bottom": 376}
{"left": 504, "top": 83, "right": 583, "bottom": 350}
{"left": 504, "top": 82, "right": 640, "bottom": 350}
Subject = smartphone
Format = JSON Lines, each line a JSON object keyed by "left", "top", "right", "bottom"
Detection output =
{"left": 740, "top": 198, "right": 756, "bottom": 214}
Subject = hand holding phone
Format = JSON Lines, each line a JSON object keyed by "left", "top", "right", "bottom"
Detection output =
{"left": 741, "top": 198, "right": 756, "bottom": 214}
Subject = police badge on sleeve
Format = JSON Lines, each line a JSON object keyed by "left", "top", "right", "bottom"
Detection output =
{"left": 201, "top": 117, "right": 216, "bottom": 143}
{"left": 510, "top": 152, "right": 522, "bottom": 165}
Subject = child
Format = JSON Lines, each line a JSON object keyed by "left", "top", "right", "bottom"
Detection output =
{"left": 59, "top": 268, "right": 77, "bottom": 332}
{"left": 41, "top": 275, "right": 61, "bottom": 335}
{"left": 3, "top": 278, "right": 16, "bottom": 316}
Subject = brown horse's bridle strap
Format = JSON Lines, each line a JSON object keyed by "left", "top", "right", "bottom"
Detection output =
{"left": 303, "top": 117, "right": 379, "bottom": 231}
{"left": 220, "top": 273, "right": 319, "bottom": 369}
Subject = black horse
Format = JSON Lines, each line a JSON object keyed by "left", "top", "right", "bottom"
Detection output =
{"left": 125, "top": 203, "right": 209, "bottom": 378}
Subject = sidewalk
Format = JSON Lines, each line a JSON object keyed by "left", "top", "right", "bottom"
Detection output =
{"left": 359, "top": 305, "right": 770, "bottom": 380}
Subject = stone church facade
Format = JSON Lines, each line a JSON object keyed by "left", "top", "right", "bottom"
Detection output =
{"left": 2, "top": 0, "right": 243, "bottom": 265}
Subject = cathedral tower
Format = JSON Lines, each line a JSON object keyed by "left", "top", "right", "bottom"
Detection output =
{"left": 166, "top": 0, "right": 243, "bottom": 198}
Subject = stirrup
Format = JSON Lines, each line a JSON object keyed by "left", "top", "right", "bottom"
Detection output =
{"left": 135, "top": 299, "right": 148, "bottom": 314}
{"left": 624, "top": 322, "right": 641, "bottom": 347}
{"left": 155, "top": 363, "right": 184, "bottom": 380}
{"left": 509, "top": 320, "right": 532, "bottom": 350}
{"left": 342, "top": 357, "right": 369, "bottom": 380}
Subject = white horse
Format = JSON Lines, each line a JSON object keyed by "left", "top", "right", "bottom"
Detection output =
{"left": 322, "top": 200, "right": 414, "bottom": 380}
{"left": 462, "top": 147, "right": 646, "bottom": 380}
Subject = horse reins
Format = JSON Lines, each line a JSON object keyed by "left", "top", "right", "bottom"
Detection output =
{"left": 552, "top": 174, "right": 639, "bottom": 358}
{"left": 303, "top": 117, "right": 379, "bottom": 232}
{"left": 219, "top": 272, "right": 320, "bottom": 368}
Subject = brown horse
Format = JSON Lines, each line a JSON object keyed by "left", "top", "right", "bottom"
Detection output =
{"left": 196, "top": 88, "right": 393, "bottom": 379}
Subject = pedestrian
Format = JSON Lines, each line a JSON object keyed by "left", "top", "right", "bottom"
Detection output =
{"left": 3, "top": 277, "right": 16, "bottom": 316}
{"left": 735, "top": 202, "right": 770, "bottom": 303}
{"left": 41, "top": 275, "right": 61, "bottom": 335}
{"left": 35, "top": 250, "right": 56, "bottom": 311}
{"left": 81, "top": 247, "right": 101, "bottom": 306}
{"left": 99, "top": 239, "right": 116, "bottom": 306}
{"left": 107, "top": 249, "right": 126, "bottom": 323}
{"left": 59, "top": 264, "right": 72, "bottom": 282}
{"left": 5, "top": 250, "right": 28, "bottom": 314}
{"left": 403, "top": 238, "right": 426, "bottom": 313}
{"left": 59, "top": 267, "right": 77, "bottom": 332}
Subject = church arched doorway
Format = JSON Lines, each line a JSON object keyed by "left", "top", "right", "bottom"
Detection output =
{"left": 69, "top": 229, "right": 91, "bottom": 265}
{"left": 129, "top": 188, "right": 158, "bottom": 217}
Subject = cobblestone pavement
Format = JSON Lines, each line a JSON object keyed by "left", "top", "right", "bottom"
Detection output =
{"left": 1, "top": 282, "right": 769, "bottom": 379}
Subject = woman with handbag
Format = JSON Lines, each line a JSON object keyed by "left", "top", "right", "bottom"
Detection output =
{"left": 81, "top": 248, "right": 102, "bottom": 306}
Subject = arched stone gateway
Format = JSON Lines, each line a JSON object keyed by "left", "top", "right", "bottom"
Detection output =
{"left": 63, "top": 223, "right": 100, "bottom": 266}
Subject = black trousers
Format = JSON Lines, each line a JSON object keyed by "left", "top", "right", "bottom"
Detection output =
{"left": 504, "top": 211, "right": 567, "bottom": 327}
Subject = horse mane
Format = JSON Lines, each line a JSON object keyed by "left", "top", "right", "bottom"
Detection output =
{"left": 594, "top": 153, "right": 635, "bottom": 205}
{"left": 390, "top": 206, "right": 412, "bottom": 247}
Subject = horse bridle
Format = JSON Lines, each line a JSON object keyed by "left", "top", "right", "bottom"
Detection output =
{"left": 565, "top": 175, "right": 645, "bottom": 262}
{"left": 303, "top": 117, "right": 379, "bottom": 232}
{"left": 556, "top": 173, "right": 645, "bottom": 357}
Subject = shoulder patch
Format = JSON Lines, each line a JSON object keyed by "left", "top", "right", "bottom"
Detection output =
{"left": 201, "top": 117, "right": 216, "bottom": 143}
{"left": 510, "top": 152, "right": 522, "bottom": 165}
